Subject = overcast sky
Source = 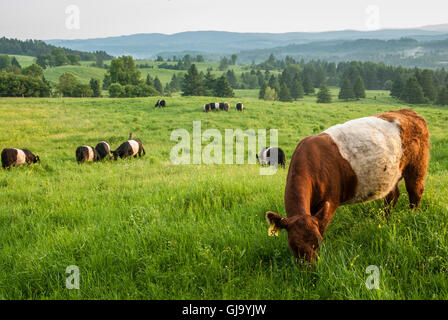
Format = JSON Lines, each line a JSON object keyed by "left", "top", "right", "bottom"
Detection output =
{"left": 1, "top": 0, "right": 447, "bottom": 40}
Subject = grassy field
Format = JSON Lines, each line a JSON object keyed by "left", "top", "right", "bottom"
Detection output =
{"left": 0, "top": 91, "right": 447, "bottom": 299}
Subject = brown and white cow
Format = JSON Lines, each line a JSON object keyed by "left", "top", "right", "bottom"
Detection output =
{"left": 111, "top": 139, "right": 146, "bottom": 160}
{"left": 265, "top": 109, "right": 430, "bottom": 264}
{"left": 1, "top": 148, "right": 40, "bottom": 169}
{"left": 76, "top": 146, "right": 100, "bottom": 163}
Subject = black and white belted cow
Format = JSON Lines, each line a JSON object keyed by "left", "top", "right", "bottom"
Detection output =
{"left": 256, "top": 147, "right": 286, "bottom": 168}
{"left": 95, "top": 141, "right": 111, "bottom": 160}
{"left": 210, "top": 102, "right": 220, "bottom": 111}
{"left": 236, "top": 102, "right": 244, "bottom": 111}
{"left": 1, "top": 148, "right": 40, "bottom": 169}
{"left": 155, "top": 99, "right": 166, "bottom": 108}
{"left": 112, "top": 139, "right": 146, "bottom": 160}
{"left": 219, "top": 102, "right": 230, "bottom": 111}
{"left": 76, "top": 146, "right": 100, "bottom": 163}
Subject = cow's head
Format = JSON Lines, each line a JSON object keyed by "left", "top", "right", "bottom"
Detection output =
{"left": 111, "top": 150, "right": 119, "bottom": 160}
{"left": 34, "top": 155, "right": 40, "bottom": 163}
{"left": 265, "top": 203, "right": 330, "bottom": 264}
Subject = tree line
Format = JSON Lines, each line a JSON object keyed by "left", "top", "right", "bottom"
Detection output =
{"left": 0, "top": 37, "right": 112, "bottom": 63}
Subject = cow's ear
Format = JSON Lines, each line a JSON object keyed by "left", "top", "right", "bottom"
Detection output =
{"left": 265, "top": 211, "right": 289, "bottom": 230}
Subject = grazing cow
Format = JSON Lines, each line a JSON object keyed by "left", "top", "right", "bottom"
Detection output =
{"left": 95, "top": 141, "right": 111, "bottom": 160}
{"left": 236, "top": 102, "right": 244, "bottom": 111}
{"left": 256, "top": 147, "right": 286, "bottom": 168}
{"left": 76, "top": 146, "right": 100, "bottom": 163}
{"left": 112, "top": 139, "right": 146, "bottom": 160}
{"left": 219, "top": 102, "right": 230, "bottom": 111}
{"left": 204, "top": 104, "right": 211, "bottom": 112}
{"left": 1, "top": 148, "right": 40, "bottom": 169}
{"left": 155, "top": 99, "right": 166, "bottom": 107}
{"left": 210, "top": 102, "right": 219, "bottom": 111}
{"left": 265, "top": 109, "right": 430, "bottom": 264}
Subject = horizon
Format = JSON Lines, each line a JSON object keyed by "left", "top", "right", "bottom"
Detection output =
{"left": 1, "top": 0, "right": 448, "bottom": 40}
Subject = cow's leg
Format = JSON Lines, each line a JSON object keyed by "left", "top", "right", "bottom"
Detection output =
{"left": 314, "top": 201, "right": 338, "bottom": 237}
{"left": 403, "top": 164, "right": 427, "bottom": 210}
{"left": 384, "top": 183, "right": 400, "bottom": 218}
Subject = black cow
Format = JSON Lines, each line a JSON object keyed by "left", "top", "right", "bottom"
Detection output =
{"left": 95, "top": 141, "right": 111, "bottom": 160}
{"left": 204, "top": 104, "right": 211, "bottom": 112}
{"left": 155, "top": 99, "right": 166, "bottom": 107}
{"left": 210, "top": 102, "right": 219, "bottom": 111}
{"left": 112, "top": 139, "right": 146, "bottom": 160}
{"left": 256, "top": 147, "right": 286, "bottom": 168}
{"left": 76, "top": 146, "right": 100, "bottom": 163}
{"left": 1, "top": 148, "right": 40, "bottom": 169}
{"left": 236, "top": 102, "right": 244, "bottom": 111}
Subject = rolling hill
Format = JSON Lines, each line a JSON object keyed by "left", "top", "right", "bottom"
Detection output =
{"left": 46, "top": 28, "right": 447, "bottom": 59}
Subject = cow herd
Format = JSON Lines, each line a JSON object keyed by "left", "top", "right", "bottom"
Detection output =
{"left": 75, "top": 136, "right": 146, "bottom": 163}
{"left": 203, "top": 102, "right": 244, "bottom": 112}
{"left": 0, "top": 104, "right": 431, "bottom": 266}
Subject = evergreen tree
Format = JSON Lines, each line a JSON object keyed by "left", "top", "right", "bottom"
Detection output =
{"left": 290, "top": 76, "right": 304, "bottom": 100}
{"left": 226, "top": 70, "right": 238, "bottom": 88}
{"left": 182, "top": 64, "right": 203, "bottom": 96}
{"left": 436, "top": 86, "right": 448, "bottom": 105}
{"left": 402, "top": 76, "right": 425, "bottom": 104}
{"left": 420, "top": 70, "right": 437, "bottom": 102}
{"left": 203, "top": 71, "right": 216, "bottom": 95}
{"left": 391, "top": 77, "right": 404, "bottom": 99}
{"left": 214, "top": 75, "right": 234, "bottom": 97}
{"left": 259, "top": 82, "right": 267, "bottom": 100}
{"left": 353, "top": 76, "right": 366, "bottom": 99}
{"left": 146, "top": 74, "right": 154, "bottom": 86}
{"left": 153, "top": 76, "right": 163, "bottom": 94}
{"left": 268, "top": 75, "right": 281, "bottom": 94}
{"left": 278, "top": 83, "right": 292, "bottom": 102}
{"left": 89, "top": 78, "right": 101, "bottom": 97}
{"left": 302, "top": 74, "right": 315, "bottom": 95}
{"left": 338, "top": 78, "right": 355, "bottom": 100}
{"left": 11, "top": 57, "right": 21, "bottom": 69}
{"left": 317, "top": 82, "right": 332, "bottom": 103}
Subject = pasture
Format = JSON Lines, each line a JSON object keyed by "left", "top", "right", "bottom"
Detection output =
{"left": 0, "top": 92, "right": 447, "bottom": 299}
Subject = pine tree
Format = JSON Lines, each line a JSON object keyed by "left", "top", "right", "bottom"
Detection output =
{"left": 182, "top": 64, "right": 203, "bottom": 96}
{"left": 214, "top": 75, "right": 234, "bottom": 97}
{"left": 391, "top": 77, "right": 404, "bottom": 99}
{"left": 290, "top": 76, "right": 304, "bottom": 100}
{"left": 338, "top": 78, "right": 355, "bottom": 100}
{"left": 436, "top": 86, "right": 448, "bottom": 105}
{"left": 146, "top": 74, "right": 154, "bottom": 87}
{"left": 303, "top": 74, "right": 315, "bottom": 95}
{"left": 259, "top": 82, "right": 267, "bottom": 100}
{"left": 316, "top": 82, "right": 332, "bottom": 103}
{"left": 154, "top": 76, "right": 163, "bottom": 94}
{"left": 402, "top": 76, "right": 425, "bottom": 104}
{"left": 278, "top": 83, "right": 292, "bottom": 102}
{"left": 353, "top": 76, "right": 366, "bottom": 99}
{"left": 420, "top": 70, "right": 437, "bottom": 102}
{"left": 89, "top": 78, "right": 101, "bottom": 97}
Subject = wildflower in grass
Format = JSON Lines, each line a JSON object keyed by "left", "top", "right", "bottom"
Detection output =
{"left": 378, "top": 224, "right": 382, "bottom": 229}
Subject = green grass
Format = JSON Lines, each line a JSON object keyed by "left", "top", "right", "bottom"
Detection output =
{"left": 0, "top": 92, "right": 447, "bottom": 299}
{"left": 43, "top": 65, "right": 107, "bottom": 85}
{"left": 10, "top": 55, "right": 36, "bottom": 68}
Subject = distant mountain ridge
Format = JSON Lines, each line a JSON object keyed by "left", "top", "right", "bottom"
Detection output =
{"left": 45, "top": 26, "right": 448, "bottom": 59}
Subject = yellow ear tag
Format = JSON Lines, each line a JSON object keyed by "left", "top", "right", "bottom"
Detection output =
{"left": 268, "top": 223, "right": 279, "bottom": 237}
